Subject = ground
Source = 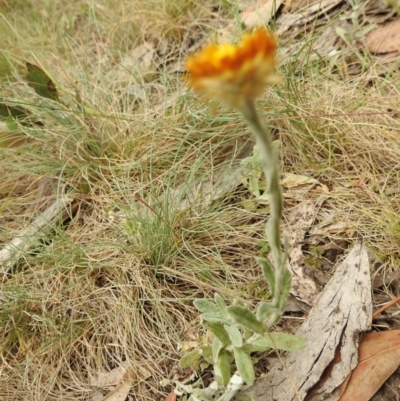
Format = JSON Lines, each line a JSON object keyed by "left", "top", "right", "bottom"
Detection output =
{"left": 1, "top": 0, "right": 400, "bottom": 400}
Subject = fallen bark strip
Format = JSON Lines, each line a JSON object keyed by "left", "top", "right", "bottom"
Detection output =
{"left": 0, "top": 196, "right": 78, "bottom": 275}
{"left": 249, "top": 242, "right": 372, "bottom": 401}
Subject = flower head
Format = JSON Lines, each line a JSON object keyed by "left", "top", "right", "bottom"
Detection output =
{"left": 186, "top": 28, "right": 281, "bottom": 108}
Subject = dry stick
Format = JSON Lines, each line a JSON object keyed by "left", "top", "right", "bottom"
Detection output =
{"left": 0, "top": 196, "right": 78, "bottom": 275}
{"left": 373, "top": 295, "right": 400, "bottom": 319}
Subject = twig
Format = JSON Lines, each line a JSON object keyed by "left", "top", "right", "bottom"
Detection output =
{"left": 0, "top": 196, "right": 77, "bottom": 275}
{"left": 373, "top": 295, "right": 400, "bottom": 319}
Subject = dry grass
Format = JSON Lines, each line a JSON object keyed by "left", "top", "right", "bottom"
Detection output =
{"left": 1, "top": 0, "right": 400, "bottom": 400}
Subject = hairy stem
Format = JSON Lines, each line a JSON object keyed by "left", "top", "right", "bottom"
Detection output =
{"left": 238, "top": 98, "right": 287, "bottom": 327}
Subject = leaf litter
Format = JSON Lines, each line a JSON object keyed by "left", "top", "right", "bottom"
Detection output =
{"left": 336, "top": 330, "right": 400, "bottom": 401}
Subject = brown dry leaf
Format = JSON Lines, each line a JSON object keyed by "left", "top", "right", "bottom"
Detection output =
{"left": 366, "top": 19, "right": 400, "bottom": 54}
{"left": 164, "top": 392, "right": 177, "bottom": 401}
{"left": 277, "top": 0, "right": 343, "bottom": 35}
{"left": 281, "top": 173, "right": 321, "bottom": 189}
{"left": 283, "top": 0, "right": 332, "bottom": 12}
{"left": 215, "top": 0, "right": 282, "bottom": 42}
{"left": 100, "top": 380, "right": 132, "bottom": 401}
{"left": 111, "top": 42, "right": 156, "bottom": 85}
{"left": 309, "top": 220, "right": 351, "bottom": 237}
{"left": 285, "top": 198, "right": 326, "bottom": 306}
{"left": 90, "top": 362, "right": 130, "bottom": 388}
{"left": 363, "top": 0, "right": 397, "bottom": 24}
{"left": 137, "top": 364, "right": 152, "bottom": 381}
{"left": 92, "top": 389, "right": 105, "bottom": 401}
{"left": 90, "top": 364, "right": 134, "bottom": 401}
{"left": 241, "top": 0, "right": 284, "bottom": 28}
{"left": 250, "top": 242, "right": 372, "bottom": 401}
{"left": 102, "top": 369, "right": 134, "bottom": 401}
{"left": 336, "top": 331, "right": 400, "bottom": 401}
{"left": 282, "top": 173, "right": 329, "bottom": 200}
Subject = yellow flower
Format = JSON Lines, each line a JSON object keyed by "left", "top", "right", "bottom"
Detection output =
{"left": 186, "top": 28, "right": 281, "bottom": 108}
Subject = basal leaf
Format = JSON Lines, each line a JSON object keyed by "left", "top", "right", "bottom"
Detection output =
{"left": 200, "top": 313, "right": 230, "bottom": 324}
{"left": 242, "top": 332, "right": 306, "bottom": 353}
{"left": 218, "top": 350, "right": 232, "bottom": 387}
{"left": 268, "top": 332, "right": 306, "bottom": 351}
{"left": 235, "top": 391, "right": 255, "bottom": 401}
{"left": 226, "top": 325, "right": 243, "bottom": 348}
{"left": 214, "top": 293, "right": 227, "bottom": 313}
{"left": 212, "top": 337, "right": 223, "bottom": 364}
{"left": 204, "top": 322, "right": 230, "bottom": 346}
{"left": 26, "top": 62, "right": 59, "bottom": 101}
{"left": 256, "top": 302, "right": 276, "bottom": 322}
{"left": 179, "top": 349, "right": 201, "bottom": 369}
{"left": 199, "top": 344, "right": 213, "bottom": 364}
{"left": 279, "top": 269, "right": 292, "bottom": 310}
{"left": 227, "top": 306, "right": 265, "bottom": 334}
{"left": 256, "top": 256, "right": 275, "bottom": 296}
{"left": 233, "top": 347, "right": 255, "bottom": 385}
{"left": 194, "top": 299, "right": 220, "bottom": 314}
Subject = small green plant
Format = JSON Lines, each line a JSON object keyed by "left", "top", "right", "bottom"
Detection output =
{"left": 177, "top": 294, "right": 305, "bottom": 400}
{"left": 304, "top": 245, "right": 324, "bottom": 270}
{"left": 178, "top": 29, "right": 306, "bottom": 400}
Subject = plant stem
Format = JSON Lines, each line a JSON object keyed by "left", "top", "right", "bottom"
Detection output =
{"left": 238, "top": 98, "right": 287, "bottom": 327}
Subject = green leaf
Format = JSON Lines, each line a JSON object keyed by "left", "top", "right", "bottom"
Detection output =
{"left": 200, "top": 313, "right": 230, "bottom": 324}
{"left": 256, "top": 257, "right": 275, "bottom": 296}
{"left": 204, "top": 322, "right": 230, "bottom": 346}
{"left": 5, "top": 115, "right": 18, "bottom": 132}
{"left": 26, "top": 62, "right": 59, "bottom": 101}
{"left": 194, "top": 299, "right": 220, "bottom": 314}
{"left": 268, "top": 332, "right": 306, "bottom": 351}
{"left": 0, "top": 103, "right": 27, "bottom": 120}
{"left": 279, "top": 269, "right": 292, "bottom": 310}
{"left": 199, "top": 344, "right": 213, "bottom": 364}
{"left": 242, "top": 332, "right": 306, "bottom": 353}
{"left": 234, "top": 347, "right": 255, "bottom": 385}
{"left": 235, "top": 391, "right": 255, "bottom": 401}
{"left": 179, "top": 349, "right": 201, "bottom": 369}
{"left": 0, "top": 103, "right": 43, "bottom": 141}
{"left": 227, "top": 306, "right": 265, "bottom": 334}
{"left": 212, "top": 337, "right": 223, "bottom": 364}
{"left": 241, "top": 336, "right": 272, "bottom": 353}
{"left": 217, "top": 350, "right": 232, "bottom": 387}
{"left": 226, "top": 325, "right": 243, "bottom": 347}
{"left": 0, "top": 107, "right": 31, "bottom": 148}
{"left": 256, "top": 302, "right": 277, "bottom": 322}
{"left": 214, "top": 293, "right": 227, "bottom": 313}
